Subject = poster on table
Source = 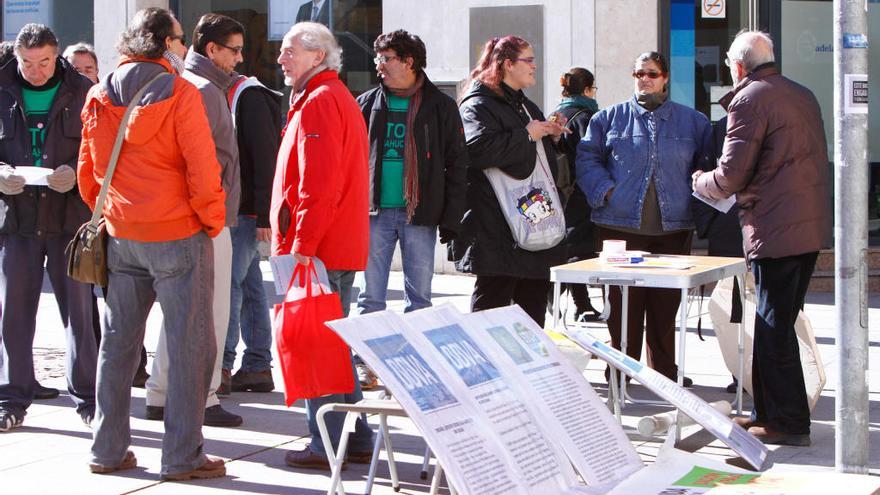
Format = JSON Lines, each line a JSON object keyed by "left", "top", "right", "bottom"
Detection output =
{"left": 562, "top": 326, "right": 767, "bottom": 470}
{"left": 327, "top": 311, "right": 597, "bottom": 495}
{"left": 454, "top": 305, "right": 643, "bottom": 487}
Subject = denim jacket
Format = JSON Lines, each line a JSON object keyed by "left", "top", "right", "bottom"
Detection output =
{"left": 575, "top": 96, "right": 712, "bottom": 231}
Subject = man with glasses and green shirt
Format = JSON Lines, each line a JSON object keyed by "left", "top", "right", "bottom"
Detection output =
{"left": 353, "top": 30, "right": 467, "bottom": 386}
{"left": 145, "top": 12, "right": 243, "bottom": 428}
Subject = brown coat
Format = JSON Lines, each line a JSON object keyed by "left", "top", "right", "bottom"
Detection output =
{"left": 694, "top": 65, "right": 831, "bottom": 260}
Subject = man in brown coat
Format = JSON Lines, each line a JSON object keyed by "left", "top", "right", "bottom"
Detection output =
{"left": 693, "top": 31, "right": 831, "bottom": 446}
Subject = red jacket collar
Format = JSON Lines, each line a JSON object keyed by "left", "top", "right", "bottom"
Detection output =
{"left": 290, "top": 69, "right": 338, "bottom": 108}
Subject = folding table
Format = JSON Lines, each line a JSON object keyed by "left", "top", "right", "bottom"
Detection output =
{"left": 549, "top": 255, "right": 747, "bottom": 417}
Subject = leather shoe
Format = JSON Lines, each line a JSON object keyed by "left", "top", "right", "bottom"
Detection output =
{"left": 346, "top": 449, "right": 373, "bottom": 464}
{"left": 90, "top": 450, "right": 137, "bottom": 474}
{"left": 33, "top": 382, "right": 59, "bottom": 400}
{"left": 204, "top": 405, "right": 242, "bottom": 427}
{"left": 161, "top": 456, "right": 226, "bottom": 481}
{"left": 231, "top": 369, "right": 275, "bottom": 393}
{"left": 145, "top": 406, "right": 164, "bottom": 421}
{"left": 285, "top": 445, "right": 345, "bottom": 471}
{"left": 131, "top": 367, "right": 150, "bottom": 388}
{"left": 747, "top": 426, "right": 811, "bottom": 446}
{"left": 217, "top": 368, "right": 232, "bottom": 396}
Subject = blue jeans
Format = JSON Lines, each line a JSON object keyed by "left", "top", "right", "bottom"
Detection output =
{"left": 306, "top": 269, "right": 374, "bottom": 455}
{"left": 224, "top": 216, "right": 272, "bottom": 372}
{"left": 91, "top": 232, "right": 214, "bottom": 476}
{"left": 355, "top": 208, "right": 437, "bottom": 314}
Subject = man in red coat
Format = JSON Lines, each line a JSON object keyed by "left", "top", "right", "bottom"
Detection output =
{"left": 270, "top": 21, "right": 374, "bottom": 470}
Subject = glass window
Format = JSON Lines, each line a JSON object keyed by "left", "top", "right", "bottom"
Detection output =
{"left": 2, "top": 0, "right": 94, "bottom": 45}
{"left": 175, "top": 0, "right": 381, "bottom": 111}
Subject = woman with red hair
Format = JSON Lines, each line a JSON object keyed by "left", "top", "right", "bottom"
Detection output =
{"left": 450, "top": 36, "right": 568, "bottom": 326}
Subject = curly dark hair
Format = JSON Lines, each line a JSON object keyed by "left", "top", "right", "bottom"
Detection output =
{"left": 635, "top": 51, "right": 669, "bottom": 74}
{"left": 116, "top": 7, "right": 176, "bottom": 60}
{"left": 373, "top": 30, "right": 426, "bottom": 72}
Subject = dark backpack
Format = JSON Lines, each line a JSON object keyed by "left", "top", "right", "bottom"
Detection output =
{"left": 555, "top": 108, "right": 590, "bottom": 203}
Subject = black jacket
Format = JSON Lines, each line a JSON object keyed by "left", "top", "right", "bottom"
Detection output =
{"left": 357, "top": 77, "right": 467, "bottom": 235}
{"left": 0, "top": 57, "right": 92, "bottom": 235}
{"left": 450, "top": 80, "right": 566, "bottom": 279}
{"left": 557, "top": 103, "right": 597, "bottom": 260}
{"left": 692, "top": 116, "right": 743, "bottom": 257}
{"left": 234, "top": 83, "right": 282, "bottom": 228}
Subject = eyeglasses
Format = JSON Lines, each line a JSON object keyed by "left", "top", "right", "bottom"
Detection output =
{"left": 215, "top": 41, "right": 244, "bottom": 55}
{"left": 373, "top": 54, "right": 401, "bottom": 65}
{"left": 512, "top": 56, "right": 536, "bottom": 64}
{"left": 170, "top": 34, "right": 186, "bottom": 45}
{"left": 724, "top": 57, "right": 738, "bottom": 67}
{"left": 632, "top": 70, "right": 664, "bottom": 79}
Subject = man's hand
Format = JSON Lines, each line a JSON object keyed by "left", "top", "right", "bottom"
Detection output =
{"left": 256, "top": 227, "right": 272, "bottom": 243}
{"left": 47, "top": 164, "right": 76, "bottom": 193}
{"left": 0, "top": 165, "right": 25, "bottom": 195}
{"left": 691, "top": 170, "right": 705, "bottom": 191}
{"left": 293, "top": 252, "right": 311, "bottom": 266}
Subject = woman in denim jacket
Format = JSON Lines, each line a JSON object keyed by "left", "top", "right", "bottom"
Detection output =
{"left": 575, "top": 52, "right": 712, "bottom": 385}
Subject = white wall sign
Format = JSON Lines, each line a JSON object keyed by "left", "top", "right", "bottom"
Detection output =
{"left": 702, "top": 0, "right": 726, "bottom": 19}
{"left": 4, "top": 0, "right": 52, "bottom": 41}
{"left": 845, "top": 73, "right": 869, "bottom": 114}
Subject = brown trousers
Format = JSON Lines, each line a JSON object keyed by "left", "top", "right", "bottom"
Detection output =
{"left": 596, "top": 226, "right": 693, "bottom": 380}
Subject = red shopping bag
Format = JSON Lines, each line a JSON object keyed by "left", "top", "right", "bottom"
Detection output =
{"left": 274, "top": 262, "right": 354, "bottom": 406}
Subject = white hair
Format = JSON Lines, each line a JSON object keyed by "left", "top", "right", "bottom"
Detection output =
{"left": 728, "top": 31, "right": 774, "bottom": 72}
{"left": 62, "top": 42, "right": 96, "bottom": 63}
{"left": 286, "top": 22, "right": 342, "bottom": 72}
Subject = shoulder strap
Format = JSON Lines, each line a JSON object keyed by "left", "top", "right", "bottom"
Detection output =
{"left": 564, "top": 108, "right": 589, "bottom": 130}
{"left": 89, "top": 71, "right": 169, "bottom": 226}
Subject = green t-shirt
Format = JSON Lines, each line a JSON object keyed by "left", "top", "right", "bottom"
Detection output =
{"left": 380, "top": 94, "right": 409, "bottom": 208}
{"left": 22, "top": 81, "right": 60, "bottom": 167}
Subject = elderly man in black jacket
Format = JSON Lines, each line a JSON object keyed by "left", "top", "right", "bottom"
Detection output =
{"left": 0, "top": 24, "right": 97, "bottom": 431}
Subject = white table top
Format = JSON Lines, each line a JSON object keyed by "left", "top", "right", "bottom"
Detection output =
{"left": 550, "top": 255, "right": 747, "bottom": 289}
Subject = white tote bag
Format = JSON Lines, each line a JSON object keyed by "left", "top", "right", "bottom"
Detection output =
{"left": 482, "top": 107, "right": 565, "bottom": 251}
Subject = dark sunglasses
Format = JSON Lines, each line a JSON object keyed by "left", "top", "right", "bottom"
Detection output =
{"left": 632, "top": 70, "right": 664, "bottom": 79}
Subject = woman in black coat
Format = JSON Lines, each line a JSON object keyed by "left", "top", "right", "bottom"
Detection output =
{"left": 450, "top": 35, "right": 568, "bottom": 326}
{"left": 554, "top": 68, "right": 601, "bottom": 321}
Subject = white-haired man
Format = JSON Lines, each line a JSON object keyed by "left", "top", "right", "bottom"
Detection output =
{"left": 693, "top": 31, "right": 830, "bottom": 446}
{"left": 270, "top": 22, "right": 374, "bottom": 470}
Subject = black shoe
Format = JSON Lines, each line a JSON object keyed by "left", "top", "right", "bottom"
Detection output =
{"left": 33, "top": 382, "right": 60, "bottom": 400}
{"left": 231, "top": 369, "right": 275, "bottom": 393}
{"left": 145, "top": 405, "right": 164, "bottom": 421}
{"left": 682, "top": 376, "right": 693, "bottom": 388}
{"left": 132, "top": 367, "right": 150, "bottom": 389}
{"left": 725, "top": 376, "right": 739, "bottom": 393}
{"left": 204, "top": 405, "right": 242, "bottom": 427}
{"left": 0, "top": 409, "right": 24, "bottom": 432}
{"left": 80, "top": 410, "right": 95, "bottom": 428}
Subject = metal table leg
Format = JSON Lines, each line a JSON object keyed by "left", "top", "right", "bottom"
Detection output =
{"left": 735, "top": 274, "right": 745, "bottom": 416}
{"left": 552, "top": 280, "right": 562, "bottom": 329}
{"left": 318, "top": 404, "right": 348, "bottom": 495}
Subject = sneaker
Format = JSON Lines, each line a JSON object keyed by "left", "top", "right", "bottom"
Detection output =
{"left": 217, "top": 368, "right": 232, "bottom": 396}
{"left": 33, "top": 382, "right": 60, "bottom": 400}
{"left": 90, "top": 450, "right": 137, "bottom": 474}
{"left": 356, "top": 363, "right": 379, "bottom": 391}
{"left": 132, "top": 367, "right": 150, "bottom": 389}
{"left": 161, "top": 456, "right": 226, "bottom": 481}
{"left": 80, "top": 410, "right": 95, "bottom": 428}
{"left": 203, "top": 405, "right": 242, "bottom": 427}
{"left": 145, "top": 406, "right": 164, "bottom": 421}
{"left": 231, "top": 369, "right": 275, "bottom": 393}
{"left": 284, "top": 444, "right": 344, "bottom": 471}
{"left": 747, "top": 426, "right": 811, "bottom": 446}
{"left": 0, "top": 410, "right": 23, "bottom": 432}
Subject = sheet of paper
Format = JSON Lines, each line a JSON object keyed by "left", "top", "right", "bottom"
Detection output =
{"left": 692, "top": 190, "right": 736, "bottom": 214}
{"left": 563, "top": 328, "right": 767, "bottom": 470}
{"left": 268, "top": 255, "right": 329, "bottom": 296}
{"left": 402, "top": 306, "right": 587, "bottom": 494}
{"left": 462, "top": 305, "right": 644, "bottom": 487}
{"left": 13, "top": 166, "right": 52, "bottom": 186}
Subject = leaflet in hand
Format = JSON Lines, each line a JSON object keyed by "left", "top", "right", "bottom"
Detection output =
{"left": 692, "top": 190, "right": 736, "bottom": 214}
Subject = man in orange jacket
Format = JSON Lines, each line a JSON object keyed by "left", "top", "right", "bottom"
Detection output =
{"left": 271, "top": 21, "right": 374, "bottom": 470}
{"left": 78, "top": 8, "right": 227, "bottom": 481}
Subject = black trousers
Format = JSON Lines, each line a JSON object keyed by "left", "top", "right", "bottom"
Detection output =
{"left": 751, "top": 251, "right": 817, "bottom": 435}
{"left": 472, "top": 275, "right": 551, "bottom": 327}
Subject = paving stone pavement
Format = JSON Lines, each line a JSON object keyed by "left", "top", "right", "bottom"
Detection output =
{"left": 3, "top": 264, "right": 878, "bottom": 494}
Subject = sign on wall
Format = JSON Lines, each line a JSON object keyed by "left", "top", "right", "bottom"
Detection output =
{"left": 702, "top": 0, "right": 726, "bottom": 19}
{"left": 4, "top": 0, "right": 52, "bottom": 41}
